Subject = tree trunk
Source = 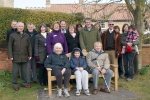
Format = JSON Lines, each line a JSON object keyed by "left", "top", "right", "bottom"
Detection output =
{"left": 133, "top": 11, "right": 144, "bottom": 74}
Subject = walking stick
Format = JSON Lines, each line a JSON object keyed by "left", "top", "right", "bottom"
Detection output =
{"left": 96, "top": 60, "right": 110, "bottom": 93}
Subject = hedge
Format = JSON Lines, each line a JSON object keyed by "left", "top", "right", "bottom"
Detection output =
{"left": 0, "top": 7, "right": 77, "bottom": 47}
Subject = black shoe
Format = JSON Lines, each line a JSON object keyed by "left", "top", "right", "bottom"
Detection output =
{"left": 40, "top": 82, "right": 45, "bottom": 86}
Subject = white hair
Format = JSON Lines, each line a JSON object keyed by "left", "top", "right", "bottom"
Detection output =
{"left": 94, "top": 41, "right": 102, "bottom": 46}
{"left": 17, "top": 22, "right": 24, "bottom": 27}
{"left": 11, "top": 20, "right": 17, "bottom": 24}
{"left": 53, "top": 43, "right": 63, "bottom": 51}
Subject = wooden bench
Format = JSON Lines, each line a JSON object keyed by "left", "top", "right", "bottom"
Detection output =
{"left": 46, "top": 52, "right": 118, "bottom": 97}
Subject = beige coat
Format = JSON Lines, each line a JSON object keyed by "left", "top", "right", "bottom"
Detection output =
{"left": 86, "top": 49, "right": 110, "bottom": 72}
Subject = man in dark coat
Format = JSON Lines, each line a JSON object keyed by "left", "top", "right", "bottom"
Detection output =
{"left": 6, "top": 20, "right": 17, "bottom": 42}
{"left": 7, "top": 22, "right": 32, "bottom": 91}
{"left": 26, "top": 23, "right": 38, "bottom": 83}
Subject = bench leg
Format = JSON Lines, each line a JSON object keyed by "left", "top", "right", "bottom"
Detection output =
{"left": 48, "top": 70, "right": 52, "bottom": 97}
{"left": 114, "top": 66, "right": 118, "bottom": 91}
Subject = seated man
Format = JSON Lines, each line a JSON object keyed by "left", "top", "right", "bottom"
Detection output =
{"left": 86, "top": 41, "right": 113, "bottom": 95}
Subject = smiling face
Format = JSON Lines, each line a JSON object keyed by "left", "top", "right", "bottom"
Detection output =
{"left": 85, "top": 20, "right": 92, "bottom": 28}
{"left": 123, "top": 25, "right": 129, "bottom": 32}
{"left": 17, "top": 23, "right": 24, "bottom": 32}
{"left": 27, "top": 24, "right": 34, "bottom": 32}
{"left": 11, "top": 21, "right": 17, "bottom": 29}
{"left": 74, "top": 51, "right": 80, "bottom": 58}
{"left": 108, "top": 21, "right": 114, "bottom": 30}
{"left": 94, "top": 43, "right": 102, "bottom": 52}
{"left": 53, "top": 23, "right": 60, "bottom": 31}
{"left": 69, "top": 26, "right": 75, "bottom": 34}
{"left": 41, "top": 26, "right": 46, "bottom": 33}
{"left": 55, "top": 46, "right": 63, "bottom": 54}
{"left": 60, "top": 21, "right": 66, "bottom": 29}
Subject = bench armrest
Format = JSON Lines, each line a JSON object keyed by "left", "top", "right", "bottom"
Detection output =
{"left": 110, "top": 64, "right": 118, "bottom": 68}
{"left": 46, "top": 68, "right": 52, "bottom": 71}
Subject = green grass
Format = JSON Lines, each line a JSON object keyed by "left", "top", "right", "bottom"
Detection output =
{"left": 0, "top": 67, "right": 150, "bottom": 100}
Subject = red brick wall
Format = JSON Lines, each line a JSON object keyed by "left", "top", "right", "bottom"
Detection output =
{"left": 142, "top": 44, "right": 150, "bottom": 66}
{"left": 0, "top": 45, "right": 150, "bottom": 71}
{"left": 0, "top": 48, "right": 12, "bottom": 71}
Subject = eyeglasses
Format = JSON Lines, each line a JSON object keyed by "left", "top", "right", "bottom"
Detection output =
{"left": 109, "top": 24, "right": 114, "bottom": 26}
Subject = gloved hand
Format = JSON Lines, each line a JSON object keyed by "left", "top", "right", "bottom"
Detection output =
{"left": 35, "top": 56, "right": 40, "bottom": 61}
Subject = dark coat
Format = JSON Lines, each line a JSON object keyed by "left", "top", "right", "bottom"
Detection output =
{"left": 70, "top": 48, "right": 87, "bottom": 74}
{"left": 7, "top": 32, "right": 32, "bottom": 62}
{"left": 26, "top": 29, "right": 37, "bottom": 57}
{"left": 44, "top": 52, "right": 70, "bottom": 70}
{"left": 102, "top": 29, "right": 121, "bottom": 57}
{"left": 34, "top": 33, "right": 48, "bottom": 64}
{"left": 6, "top": 28, "right": 17, "bottom": 42}
{"left": 65, "top": 33, "right": 80, "bottom": 53}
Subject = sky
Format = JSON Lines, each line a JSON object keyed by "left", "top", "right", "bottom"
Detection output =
{"left": 14, "top": 0, "right": 119, "bottom": 9}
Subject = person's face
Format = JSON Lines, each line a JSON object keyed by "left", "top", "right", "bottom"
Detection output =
{"left": 41, "top": 26, "right": 46, "bottom": 33}
{"left": 115, "top": 28, "right": 120, "bottom": 33}
{"left": 94, "top": 44, "right": 102, "bottom": 52}
{"left": 60, "top": 21, "right": 66, "bottom": 29}
{"left": 11, "top": 22, "right": 17, "bottom": 29}
{"left": 78, "top": 26, "right": 82, "bottom": 32}
{"left": 123, "top": 25, "right": 129, "bottom": 32}
{"left": 74, "top": 52, "right": 80, "bottom": 58}
{"left": 69, "top": 26, "right": 74, "bottom": 33}
{"left": 108, "top": 22, "right": 114, "bottom": 30}
{"left": 17, "top": 23, "right": 24, "bottom": 32}
{"left": 129, "top": 28, "right": 133, "bottom": 31}
{"left": 27, "top": 25, "right": 34, "bottom": 32}
{"left": 85, "top": 20, "right": 92, "bottom": 28}
{"left": 53, "top": 23, "right": 60, "bottom": 31}
{"left": 95, "top": 24, "right": 100, "bottom": 30}
{"left": 55, "top": 47, "right": 63, "bottom": 54}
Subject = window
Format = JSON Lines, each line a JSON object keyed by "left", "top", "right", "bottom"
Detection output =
{"left": 100, "top": 22, "right": 106, "bottom": 29}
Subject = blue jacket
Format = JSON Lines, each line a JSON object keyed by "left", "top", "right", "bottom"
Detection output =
{"left": 70, "top": 48, "right": 87, "bottom": 74}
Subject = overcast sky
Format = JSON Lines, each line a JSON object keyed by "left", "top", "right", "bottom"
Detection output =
{"left": 14, "top": 0, "right": 123, "bottom": 9}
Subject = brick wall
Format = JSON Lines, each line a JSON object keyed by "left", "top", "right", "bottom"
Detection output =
{"left": 142, "top": 44, "right": 150, "bottom": 66}
{"left": 0, "top": 45, "right": 150, "bottom": 71}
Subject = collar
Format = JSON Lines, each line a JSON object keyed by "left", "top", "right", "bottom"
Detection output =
{"left": 109, "top": 29, "right": 113, "bottom": 33}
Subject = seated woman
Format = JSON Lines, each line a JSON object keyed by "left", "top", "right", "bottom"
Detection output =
{"left": 44, "top": 43, "right": 71, "bottom": 98}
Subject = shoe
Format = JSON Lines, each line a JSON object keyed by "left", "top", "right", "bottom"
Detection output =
{"left": 75, "top": 90, "right": 81, "bottom": 96}
{"left": 84, "top": 89, "right": 90, "bottom": 96}
{"left": 126, "top": 78, "right": 132, "bottom": 81}
{"left": 120, "top": 75, "right": 125, "bottom": 79}
{"left": 92, "top": 89, "right": 98, "bottom": 95}
{"left": 63, "top": 89, "right": 70, "bottom": 97}
{"left": 25, "top": 84, "right": 31, "bottom": 88}
{"left": 14, "top": 87, "right": 19, "bottom": 91}
{"left": 57, "top": 89, "right": 62, "bottom": 97}
{"left": 100, "top": 87, "right": 110, "bottom": 93}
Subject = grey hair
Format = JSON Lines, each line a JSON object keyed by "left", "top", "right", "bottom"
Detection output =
{"left": 94, "top": 41, "right": 102, "bottom": 46}
{"left": 17, "top": 22, "right": 24, "bottom": 27}
{"left": 53, "top": 43, "right": 63, "bottom": 51}
{"left": 11, "top": 20, "right": 17, "bottom": 24}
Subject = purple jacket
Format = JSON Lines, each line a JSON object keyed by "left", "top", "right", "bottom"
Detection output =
{"left": 46, "top": 30, "right": 68, "bottom": 55}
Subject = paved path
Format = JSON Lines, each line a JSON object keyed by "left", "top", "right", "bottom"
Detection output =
{"left": 37, "top": 87, "right": 140, "bottom": 100}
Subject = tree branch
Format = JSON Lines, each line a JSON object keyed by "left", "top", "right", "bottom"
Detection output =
{"left": 125, "top": 0, "right": 135, "bottom": 14}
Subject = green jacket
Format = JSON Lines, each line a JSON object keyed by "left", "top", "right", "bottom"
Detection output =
{"left": 79, "top": 26, "right": 101, "bottom": 52}
{"left": 7, "top": 32, "right": 32, "bottom": 62}
{"left": 121, "top": 32, "right": 139, "bottom": 50}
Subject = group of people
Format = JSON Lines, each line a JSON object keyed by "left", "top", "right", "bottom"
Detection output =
{"left": 7, "top": 18, "right": 139, "bottom": 97}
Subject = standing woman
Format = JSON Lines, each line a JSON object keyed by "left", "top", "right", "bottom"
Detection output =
{"left": 121, "top": 24, "right": 139, "bottom": 81}
{"left": 34, "top": 24, "right": 48, "bottom": 86}
{"left": 94, "top": 22, "right": 102, "bottom": 36}
{"left": 65, "top": 24, "right": 80, "bottom": 53}
{"left": 46, "top": 21, "right": 68, "bottom": 55}
{"left": 76, "top": 23, "right": 83, "bottom": 34}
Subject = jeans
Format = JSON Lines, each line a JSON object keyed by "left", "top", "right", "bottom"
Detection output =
{"left": 123, "top": 51, "right": 136, "bottom": 79}
{"left": 118, "top": 56, "right": 123, "bottom": 76}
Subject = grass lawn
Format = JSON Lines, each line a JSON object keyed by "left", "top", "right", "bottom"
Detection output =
{"left": 0, "top": 67, "right": 150, "bottom": 100}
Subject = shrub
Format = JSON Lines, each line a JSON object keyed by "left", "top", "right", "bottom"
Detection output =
{"left": 140, "top": 67, "right": 148, "bottom": 75}
{"left": 0, "top": 7, "right": 77, "bottom": 47}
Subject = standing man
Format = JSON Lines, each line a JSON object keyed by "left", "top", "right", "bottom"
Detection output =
{"left": 60, "top": 20, "right": 67, "bottom": 34}
{"left": 7, "top": 22, "right": 32, "bottom": 91}
{"left": 26, "top": 23, "right": 38, "bottom": 83}
{"left": 6, "top": 20, "right": 17, "bottom": 42}
{"left": 79, "top": 18, "right": 101, "bottom": 52}
{"left": 102, "top": 21, "right": 121, "bottom": 65}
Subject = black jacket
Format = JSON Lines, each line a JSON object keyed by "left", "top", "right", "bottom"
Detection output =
{"left": 7, "top": 32, "right": 32, "bottom": 62}
{"left": 26, "top": 29, "right": 37, "bottom": 57}
{"left": 6, "top": 28, "right": 17, "bottom": 42}
{"left": 70, "top": 48, "right": 87, "bottom": 73}
{"left": 65, "top": 33, "right": 80, "bottom": 53}
{"left": 44, "top": 52, "right": 70, "bottom": 70}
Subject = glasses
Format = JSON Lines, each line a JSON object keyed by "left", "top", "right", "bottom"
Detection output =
{"left": 109, "top": 24, "right": 114, "bottom": 26}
